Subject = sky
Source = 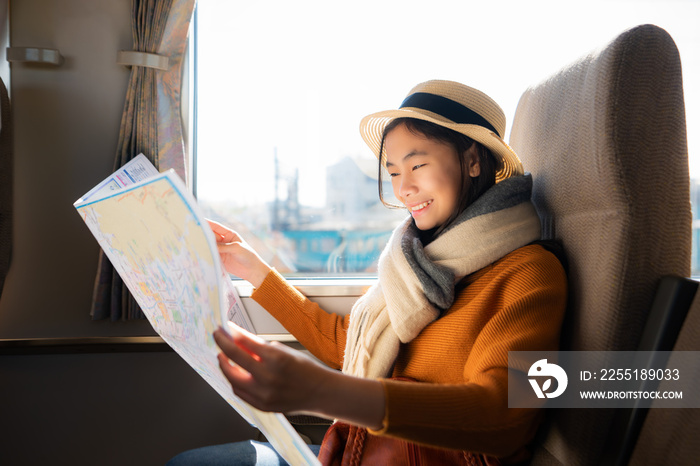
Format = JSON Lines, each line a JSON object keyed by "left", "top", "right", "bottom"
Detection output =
{"left": 194, "top": 0, "right": 699, "bottom": 207}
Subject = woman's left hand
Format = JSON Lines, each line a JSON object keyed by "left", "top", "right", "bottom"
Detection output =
{"left": 213, "top": 322, "right": 386, "bottom": 430}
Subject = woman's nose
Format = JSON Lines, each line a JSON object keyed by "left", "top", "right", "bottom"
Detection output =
{"left": 398, "top": 173, "right": 417, "bottom": 198}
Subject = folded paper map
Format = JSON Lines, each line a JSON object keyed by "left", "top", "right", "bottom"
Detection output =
{"left": 74, "top": 154, "right": 320, "bottom": 465}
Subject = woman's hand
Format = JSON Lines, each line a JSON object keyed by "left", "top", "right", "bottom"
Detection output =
{"left": 207, "top": 220, "right": 271, "bottom": 288}
{"left": 214, "top": 323, "right": 386, "bottom": 430}
{"left": 214, "top": 323, "right": 333, "bottom": 415}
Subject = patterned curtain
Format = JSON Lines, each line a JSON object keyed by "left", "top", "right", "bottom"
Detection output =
{"left": 91, "top": 0, "right": 197, "bottom": 321}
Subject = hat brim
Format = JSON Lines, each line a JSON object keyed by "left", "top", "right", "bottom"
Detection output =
{"left": 360, "top": 108, "right": 524, "bottom": 183}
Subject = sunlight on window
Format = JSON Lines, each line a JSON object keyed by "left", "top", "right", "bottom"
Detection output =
{"left": 194, "top": 0, "right": 699, "bottom": 276}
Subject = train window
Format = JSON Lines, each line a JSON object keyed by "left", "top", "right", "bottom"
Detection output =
{"left": 192, "top": 0, "right": 699, "bottom": 280}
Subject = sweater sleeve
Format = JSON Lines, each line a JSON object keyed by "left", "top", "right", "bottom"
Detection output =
{"left": 251, "top": 269, "right": 350, "bottom": 370}
{"left": 372, "top": 246, "right": 567, "bottom": 458}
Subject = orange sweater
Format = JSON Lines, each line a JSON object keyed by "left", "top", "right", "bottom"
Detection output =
{"left": 252, "top": 244, "right": 567, "bottom": 459}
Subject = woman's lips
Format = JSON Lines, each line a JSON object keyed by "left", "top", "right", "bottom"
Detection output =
{"left": 408, "top": 200, "right": 432, "bottom": 215}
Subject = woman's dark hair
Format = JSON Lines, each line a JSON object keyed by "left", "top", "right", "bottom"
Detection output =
{"left": 378, "top": 117, "right": 500, "bottom": 239}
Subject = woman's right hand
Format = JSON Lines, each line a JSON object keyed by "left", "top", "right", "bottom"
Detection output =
{"left": 207, "top": 220, "right": 271, "bottom": 288}
{"left": 214, "top": 323, "right": 385, "bottom": 430}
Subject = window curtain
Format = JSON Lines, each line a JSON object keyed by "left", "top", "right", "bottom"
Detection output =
{"left": 0, "top": 77, "right": 12, "bottom": 299}
{"left": 91, "top": 0, "right": 197, "bottom": 321}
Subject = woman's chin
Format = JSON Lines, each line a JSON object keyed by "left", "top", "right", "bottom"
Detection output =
{"left": 412, "top": 214, "right": 439, "bottom": 231}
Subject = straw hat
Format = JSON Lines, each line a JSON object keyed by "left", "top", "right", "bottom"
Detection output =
{"left": 359, "top": 80, "right": 523, "bottom": 182}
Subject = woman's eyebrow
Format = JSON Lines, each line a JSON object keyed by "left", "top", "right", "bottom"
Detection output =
{"left": 385, "top": 150, "right": 427, "bottom": 167}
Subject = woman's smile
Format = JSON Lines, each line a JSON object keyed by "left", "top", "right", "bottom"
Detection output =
{"left": 408, "top": 200, "right": 433, "bottom": 214}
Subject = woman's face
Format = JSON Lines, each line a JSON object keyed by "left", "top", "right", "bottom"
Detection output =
{"left": 384, "top": 123, "right": 479, "bottom": 231}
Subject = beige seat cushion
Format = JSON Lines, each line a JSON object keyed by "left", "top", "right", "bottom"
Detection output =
{"left": 509, "top": 24, "right": 691, "bottom": 465}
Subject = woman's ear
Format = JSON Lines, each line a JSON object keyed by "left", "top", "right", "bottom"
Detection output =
{"left": 466, "top": 144, "right": 481, "bottom": 177}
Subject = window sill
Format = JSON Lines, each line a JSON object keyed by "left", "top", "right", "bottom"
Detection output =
{"left": 0, "top": 279, "right": 374, "bottom": 354}
{"left": 0, "top": 336, "right": 170, "bottom": 354}
{"left": 233, "top": 277, "right": 376, "bottom": 298}
{"left": 0, "top": 334, "right": 305, "bottom": 355}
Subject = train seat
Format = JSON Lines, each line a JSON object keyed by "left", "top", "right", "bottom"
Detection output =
{"left": 509, "top": 23, "right": 698, "bottom": 465}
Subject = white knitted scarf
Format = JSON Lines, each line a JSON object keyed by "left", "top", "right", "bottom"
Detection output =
{"left": 342, "top": 174, "right": 542, "bottom": 379}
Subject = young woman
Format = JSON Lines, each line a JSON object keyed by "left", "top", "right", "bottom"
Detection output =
{"left": 168, "top": 80, "right": 567, "bottom": 465}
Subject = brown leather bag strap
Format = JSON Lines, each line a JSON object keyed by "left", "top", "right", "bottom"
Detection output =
{"left": 349, "top": 426, "right": 366, "bottom": 466}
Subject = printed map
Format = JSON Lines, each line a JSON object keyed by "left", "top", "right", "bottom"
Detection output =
{"left": 80, "top": 175, "right": 221, "bottom": 342}
{"left": 75, "top": 166, "right": 319, "bottom": 466}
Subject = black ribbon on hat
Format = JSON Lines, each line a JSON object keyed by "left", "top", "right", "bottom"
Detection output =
{"left": 400, "top": 92, "right": 499, "bottom": 136}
